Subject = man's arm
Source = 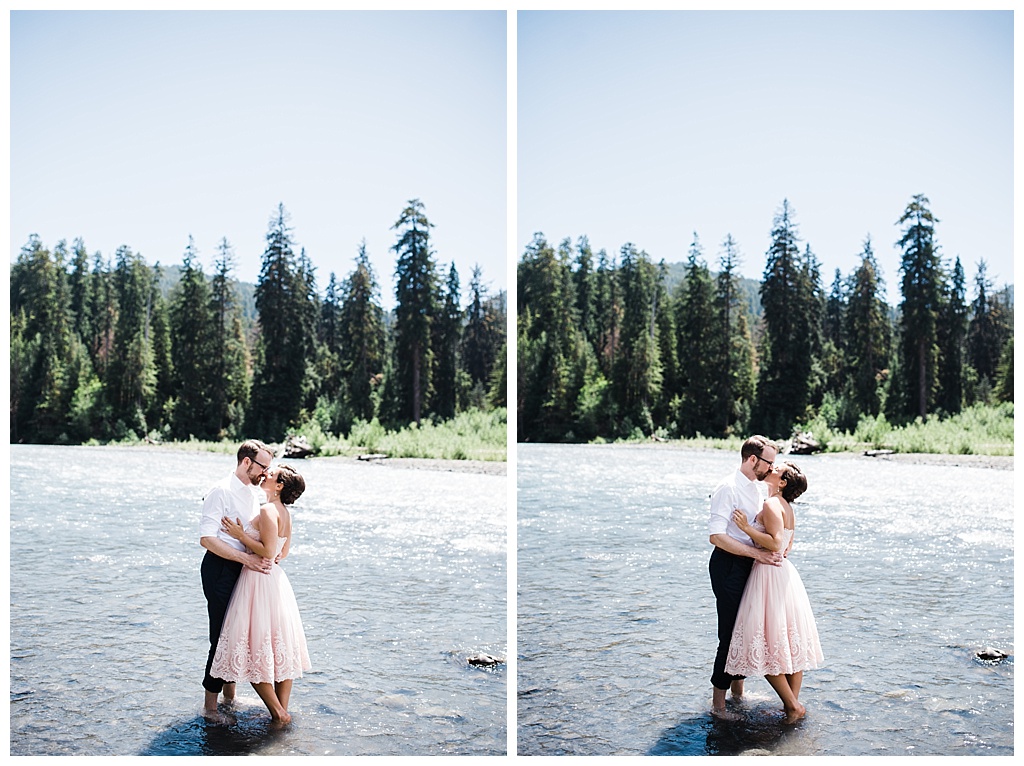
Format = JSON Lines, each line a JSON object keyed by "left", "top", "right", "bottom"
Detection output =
{"left": 201, "top": 535, "right": 272, "bottom": 574}
{"left": 709, "top": 533, "right": 782, "bottom": 566}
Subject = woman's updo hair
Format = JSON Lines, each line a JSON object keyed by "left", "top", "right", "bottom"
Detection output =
{"left": 276, "top": 464, "right": 306, "bottom": 505}
{"left": 779, "top": 460, "right": 807, "bottom": 503}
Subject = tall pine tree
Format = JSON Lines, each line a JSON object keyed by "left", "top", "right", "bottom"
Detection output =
{"left": 432, "top": 262, "right": 462, "bottom": 419}
{"left": 248, "top": 204, "right": 307, "bottom": 440}
{"left": 613, "top": 243, "right": 662, "bottom": 435}
{"left": 170, "top": 236, "right": 217, "bottom": 439}
{"left": 390, "top": 199, "right": 438, "bottom": 426}
{"left": 845, "top": 236, "right": 891, "bottom": 419}
{"left": 895, "top": 194, "right": 943, "bottom": 421}
{"left": 339, "top": 241, "right": 386, "bottom": 425}
{"left": 936, "top": 256, "right": 967, "bottom": 415}
{"left": 673, "top": 233, "right": 717, "bottom": 436}
{"left": 753, "top": 200, "right": 822, "bottom": 437}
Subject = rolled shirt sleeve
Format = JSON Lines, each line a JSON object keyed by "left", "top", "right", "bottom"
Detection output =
{"left": 199, "top": 486, "right": 228, "bottom": 540}
{"left": 708, "top": 483, "right": 736, "bottom": 537}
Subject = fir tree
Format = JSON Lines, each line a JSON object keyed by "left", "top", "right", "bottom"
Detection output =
{"left": 107, "top": 245, "right": 158, "bottom": 437}
{"left": 967, "top": 260, "right": 1006, "bottom": 388}
{"left": 895, "top": 194, "right": 943, "bottom": 420}
{"left": 462, "top": 264, "right": 496, "bottom": 390}
{"left": 673, "top": 233, "right": 716, "bottom": 436}
{"left": 517, "top": 233, "right": 584, "bottom": 441}
{"left": 714, "top": 233, "right": 755, "bottom": 435}
{"left": 391, "top": 199, "right": 438, "bottom": 426}
{"left": 845, "top": 236, "right": 891, "bottom": 419}
{"left": 149, "top": 264, "right": 175, "bottom": 431}
{"left": 248, "top": 203, "right": 306, "bottom": 440}
{"left": 210, "top": 238, "right": 248, "bottom": 436}
{"left": 338, "top": 240, "right": 386, "bottom": 424}
{"left": 169, "top": 236, "right": 218, "bottom": 439}
{"left": 752, "top": 200, "right": 822, "bottom": 437}
{"left": 10, "top": 236, "right": 74, "bottom": 441}
{"left": 614, "top": 242, "right": 662, "bottom": 434}
{"left": 936, "top": 256, "right": 967, "bottom": 414}
{"left": 432, "top": 262, "right": 462, "bottom": 419}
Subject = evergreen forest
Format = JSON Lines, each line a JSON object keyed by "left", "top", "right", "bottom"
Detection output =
{"left": 10, "top": 199, "right": 507, "bottom": 447}
{"left": 518, "top": 195, "right": 1013, "bottom": 444}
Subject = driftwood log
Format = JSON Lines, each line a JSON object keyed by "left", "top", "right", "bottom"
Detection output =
{"left": 283, "top": 435, "right": 314, "bottom": 459}
{"left": 789, "top": 432, "right": 823, "bottom": 455}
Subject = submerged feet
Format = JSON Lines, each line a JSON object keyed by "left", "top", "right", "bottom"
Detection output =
{"left": 202, "top": 706, "right": 234, "bottom": 725}
{"left": 270, "top": 710, "right": 293, "bottom": 726}
{"left": 783, "top": 702, "right": 806, "bottom": 724}
{"left": 710, "top": 706, "right": 743, "bottom": 721}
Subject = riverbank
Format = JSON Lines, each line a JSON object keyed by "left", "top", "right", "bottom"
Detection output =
{"left": 577, "top": 439, "right": 1015, "bottom": 471}
{"left": 327, "top": 454, "right": 507, "bottom": 476}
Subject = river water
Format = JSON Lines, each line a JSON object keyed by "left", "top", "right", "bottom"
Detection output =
{"left": 516, "top": 443, "right": 1014, "bottom": 756}
{"left": 9, "top": 445, "right": 507, "bottom": 756}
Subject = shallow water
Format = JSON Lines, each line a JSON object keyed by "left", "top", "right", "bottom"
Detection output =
{"left": 9, "top": 445, "right": 507, "bottom": 756}
{"left": 516, "top": 444, "right": 1013, "bottom": 756}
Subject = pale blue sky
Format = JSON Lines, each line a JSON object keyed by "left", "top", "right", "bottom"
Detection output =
{"left": 518, "top": 10, "right": 1014, "bottom": 298}
{"left": 10, "top": 10, "right": 507, "bottom": 308}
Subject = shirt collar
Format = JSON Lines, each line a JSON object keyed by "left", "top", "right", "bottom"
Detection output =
{"left": 735, "top": 467, "right": 758, "bottom": 486}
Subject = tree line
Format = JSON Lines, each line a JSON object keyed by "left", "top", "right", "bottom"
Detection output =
{"left": 10, "top": 198, "right": 507, "bottom": 445}
{"left": 517, "top": 195, "right": 1013, "bottom": 443}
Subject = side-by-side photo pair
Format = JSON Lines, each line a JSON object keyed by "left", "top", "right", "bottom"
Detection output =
{"left": 8, "top": 8, "right": 1013, "bottom": 758}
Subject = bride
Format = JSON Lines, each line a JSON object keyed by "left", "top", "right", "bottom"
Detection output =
{"left": 724, "top": 460, "right": 823, "bottom": 723}
{"left": 209, "top": 463, "right": 312, "bottom": 724}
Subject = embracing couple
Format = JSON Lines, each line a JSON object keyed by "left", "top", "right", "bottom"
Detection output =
{"left": 708, "top": 435, "right": 823, "bottom": 723}
{"left": 199, "top": 439, "right": 311, "bottom": 725}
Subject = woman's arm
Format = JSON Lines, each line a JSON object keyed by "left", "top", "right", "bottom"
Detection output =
{"left": 731, "top": 499, "right": 785, "bottom": 552}
{"left": 222, "top": 506, "right": 279, "bottom": 559}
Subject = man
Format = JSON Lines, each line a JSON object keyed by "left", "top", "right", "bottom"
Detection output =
{"left": 199, "top": 439, "right": 275, "bottom": 722}
{"left": 708, "top": 435, "right": 782, "bottom": 720}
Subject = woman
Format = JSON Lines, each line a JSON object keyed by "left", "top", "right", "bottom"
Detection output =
{"left": 209, "top": 463, "right": 311, "bottom": 724}
{"left": 724, "top": 460, "right": 823, "bottom": 723}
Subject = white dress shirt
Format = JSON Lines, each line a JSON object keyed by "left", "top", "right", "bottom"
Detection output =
{"left": 199, "top": 472, "right": 261, "bottom": 552}
{"left": 708, "top": 468, "right": 766, "bottom": 546}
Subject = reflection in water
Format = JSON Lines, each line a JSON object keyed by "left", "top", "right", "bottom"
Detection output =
{"left": 141, "top": 705, "right": 290, "bottom": 756}
{"left": 649, "top": 702, "right": 809, "bottom": 756}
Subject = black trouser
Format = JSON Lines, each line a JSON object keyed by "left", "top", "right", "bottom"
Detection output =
{"left": 709, "top": 546, "right": 754, "bottom": 690}
{"left": 201, "top": 551, "right": 243, "bottom": 694}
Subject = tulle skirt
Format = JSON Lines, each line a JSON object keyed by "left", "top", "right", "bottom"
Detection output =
{"left": 209, "top": 565, "right": 311, "bottom": 684}
{"left": 725, "top": 558, "right": 823, "bottom": 677}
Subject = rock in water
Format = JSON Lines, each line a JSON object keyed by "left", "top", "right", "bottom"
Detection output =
{"left": 975, "top": 647, "right": 1009, "bottom": 663}
{"left": 467, "top": 653, "right": 503, "bottom": 667}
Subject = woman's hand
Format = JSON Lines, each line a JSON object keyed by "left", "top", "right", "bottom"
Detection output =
{"left": 731, "top": 509, "right": 751, "bottom": 533}
{"left": 221, "top": 516, "right": 245, "bottom": 540}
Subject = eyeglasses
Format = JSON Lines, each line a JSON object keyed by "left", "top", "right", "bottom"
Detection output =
{"left": 249, "top": 457, "right": 270, "bottom": 473}
{"left": 754, "top": 454, "right": 775, "bottom": 468}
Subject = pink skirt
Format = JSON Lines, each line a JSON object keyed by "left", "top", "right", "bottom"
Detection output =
{"left": 725, "top": 558, "right": 824, "bottom": 676}
{"left": 209, "top": 565, "right": 312, "bottom": 684}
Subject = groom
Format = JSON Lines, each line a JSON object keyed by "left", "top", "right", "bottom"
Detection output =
{"left": 199, "top": 439, "right": 275, "bottom": 721}
{"left": 707, "top": 435, "right": 782, "bottom": 720}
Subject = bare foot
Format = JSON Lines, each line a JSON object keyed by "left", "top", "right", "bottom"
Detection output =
{"left": 221, "top": 683, "right": 236, "bottom": 704}
{"left": 203, "top": 708, "right": 233, "bottom": 725}
{"left": 730, "top": 679, "right": 744, "bottom": 699}
{"left": 711, "top": 706, "right": 743, "bottom": 721}
{"left": 783, "top": 703, "right": 806, "bottom": 723}
{"left": 270, "top": 711, "right": 292, "bottom": 726}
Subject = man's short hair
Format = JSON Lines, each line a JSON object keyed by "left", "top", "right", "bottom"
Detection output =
{"left": 740, "top": 435, "right": 775, "bottom": 461}
{"left": 237, "top": 439, "right": 272, "bottom": 465}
